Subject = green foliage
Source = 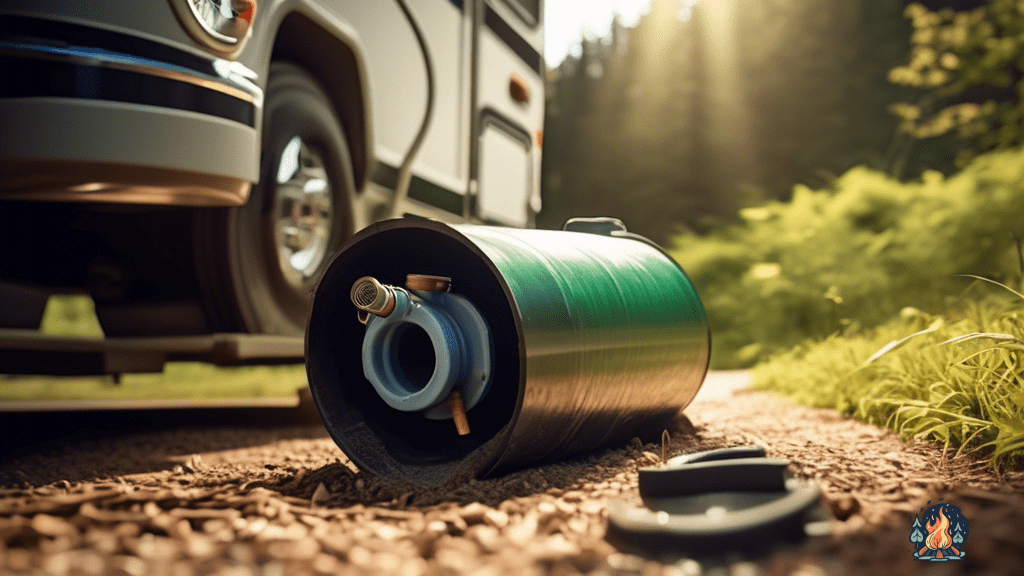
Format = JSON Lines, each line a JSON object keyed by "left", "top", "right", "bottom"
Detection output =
{"left": 753, "top": 299, "right": 1024, "bottom": 468}
{"left": 890, "top": 1, "right": 1024, "bottom": 166}
{"left": 40, "top": 294, "right": 104, "bottom": 338}
{"left": 671, "top": 148, "right": 1024, "bottom": 368}
{"left": 0, "top": 363, "right": 307, "bottom": 402}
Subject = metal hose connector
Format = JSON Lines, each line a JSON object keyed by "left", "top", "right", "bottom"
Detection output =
{"left": 350, "top": 276, "right": 396, "bottom": 317}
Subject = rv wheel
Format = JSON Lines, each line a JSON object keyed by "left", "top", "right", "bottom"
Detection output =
{"left": 196, "top": 62, "right": 355, "bottom": 335}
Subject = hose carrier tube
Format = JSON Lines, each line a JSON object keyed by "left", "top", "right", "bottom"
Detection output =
{"left": 305, "top": 218, "right": 711, "bottom": 487}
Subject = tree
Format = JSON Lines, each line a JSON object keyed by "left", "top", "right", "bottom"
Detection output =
{"left": 737, "top": 0, "right": 918, "bottom": 191}
{"left": 889, "top": 0, "right": 1024, "bottom": 170}
{"left": 540, "top": 0, "right": 925, "bottom": 242}
{"left": 541, "top": 0, "right": 707, "bottom": 244}
{"left": 911, "top": 516, "right": 925, "bottom": 544}
{"left": 952, "top": 522, "right": 965, "bottom": 544}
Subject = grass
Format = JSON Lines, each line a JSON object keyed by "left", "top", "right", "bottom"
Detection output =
{"left": 665, "top": 147, "right": 1024, "bottom": 467}
{"left": 0, "top": 364, "right": 307, "bottom": 402}
{"left": 753, "top": 285, "right": 1024, "bottom": 469}
{"left": 0, "top": 295, "right": 307, "bottom": 402}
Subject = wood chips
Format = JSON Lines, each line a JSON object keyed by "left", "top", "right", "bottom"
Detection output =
{"left": 2, "top": 380, "right": 1023, "bottom": 576}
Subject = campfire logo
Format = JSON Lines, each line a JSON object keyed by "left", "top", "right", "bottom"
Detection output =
{"left": 910, "top": 500, "right": 968, "bottom": 561}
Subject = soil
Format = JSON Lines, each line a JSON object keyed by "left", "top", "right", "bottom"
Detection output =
{"left": 2, "top": 371, "right": 1023, "bottom": 576}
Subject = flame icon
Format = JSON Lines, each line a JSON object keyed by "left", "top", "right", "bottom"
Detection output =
{"left": 923, "top": 506, "right": 954, "bottom": 557}
{"left": 912, "top": 502, "right": 968, "bottom": 561}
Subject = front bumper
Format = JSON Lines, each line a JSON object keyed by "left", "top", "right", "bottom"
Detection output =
{"left": 0, "top": 15, "right": 262, "bottom": 206}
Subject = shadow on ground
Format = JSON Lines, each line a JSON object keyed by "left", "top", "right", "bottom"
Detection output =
{"left": 0, "top": 394, "right": 326, "bottom": 486}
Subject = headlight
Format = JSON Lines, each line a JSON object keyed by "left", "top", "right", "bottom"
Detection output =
{"left": 170, "top": 0, "right": 257, "bottom": 57}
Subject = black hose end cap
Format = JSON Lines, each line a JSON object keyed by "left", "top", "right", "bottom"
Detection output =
{"left": 606, "top": 445, "right": 831, "bottom": 559}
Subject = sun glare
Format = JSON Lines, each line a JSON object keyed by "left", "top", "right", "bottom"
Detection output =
{"left": 544, "top": 0, "right": 656, "bottom": 66}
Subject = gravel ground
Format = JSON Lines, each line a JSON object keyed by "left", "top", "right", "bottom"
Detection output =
{"left": 2, "top": 371, "right": 1023, "bottom": 576}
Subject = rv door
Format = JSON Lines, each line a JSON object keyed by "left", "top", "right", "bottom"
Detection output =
{"left": 471, "top": 0, "right": 544, "bottom": 228}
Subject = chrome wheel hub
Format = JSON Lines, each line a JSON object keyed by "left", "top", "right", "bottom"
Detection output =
{"left": 272, "top": 136, "right": 333, "bottom": 291}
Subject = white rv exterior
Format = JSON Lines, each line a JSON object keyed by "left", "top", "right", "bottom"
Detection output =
{"left": 0, "top": 0, "right": 545, "bottom": 341}
{"left": 341, "top": 0, "right": 544, "bottom": 229}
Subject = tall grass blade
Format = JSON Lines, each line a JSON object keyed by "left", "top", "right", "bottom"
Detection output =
{"left": 956, "top": 274, "right": 1024, "bottom": 301}
{"left": 864, "top": 319, "right": 943, "bottom": 365}
{"left": 941, "top": 332, "right": 1022, "bottom": 346}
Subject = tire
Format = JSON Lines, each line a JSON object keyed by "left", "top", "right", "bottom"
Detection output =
{"left": 196, "top": 62, "right": 355, "bottom": 335}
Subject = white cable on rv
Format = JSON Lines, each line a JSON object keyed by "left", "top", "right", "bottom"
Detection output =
{"left": 388, "top": 0, "right": 435, "bottom": 218}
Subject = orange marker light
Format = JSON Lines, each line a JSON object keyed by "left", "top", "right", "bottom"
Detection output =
{"left": 233, "top": 0, "right": 256, "bottom": 24}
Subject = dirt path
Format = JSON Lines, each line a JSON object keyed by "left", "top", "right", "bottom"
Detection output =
{"left": 2, "top": 372, "right": 1023, "bottom": 576}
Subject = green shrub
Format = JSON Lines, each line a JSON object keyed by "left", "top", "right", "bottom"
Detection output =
{"left": 753, "top": 298, "right": 1024, "bottom": 468}
{"left": 671, "top": 148, "right": 1024, "bottom": 368}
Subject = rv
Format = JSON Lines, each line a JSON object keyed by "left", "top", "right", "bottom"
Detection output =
{"left": 0, "top": 0, "right": 544, "bottom": 371}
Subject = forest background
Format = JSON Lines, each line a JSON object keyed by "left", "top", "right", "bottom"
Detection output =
{"left": 539, "top": 0, "right": 1024, "bottom": 368}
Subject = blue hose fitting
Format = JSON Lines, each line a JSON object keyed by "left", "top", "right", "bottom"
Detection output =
{"left": 356, "top": 279, "right": 492, "bottom": 420}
